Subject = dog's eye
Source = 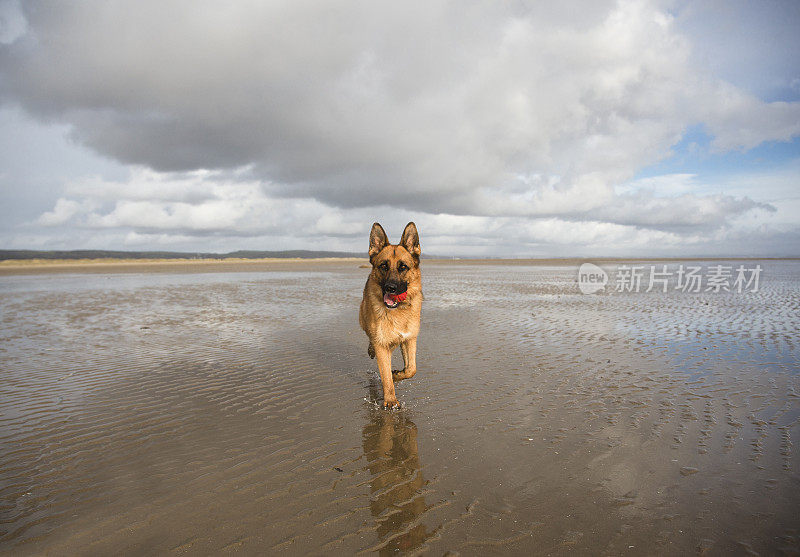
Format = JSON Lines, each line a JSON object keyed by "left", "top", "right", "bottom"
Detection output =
{"left": 398, "top": 263, "right": 408, "bottom": 272}
{"left": 379, "top": 261, "right": 389, "bottom": 271}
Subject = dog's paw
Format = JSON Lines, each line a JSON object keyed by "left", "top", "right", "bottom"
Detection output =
{"left": 382, "top": 395, "right": 400, "bottom": 409}
{"left": 392, "top": 368, "right": 417, "bottom": 381}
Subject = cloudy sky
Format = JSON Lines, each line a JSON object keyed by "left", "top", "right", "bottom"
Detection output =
{"left": 1, "top": 0, "right": 798, "bottom": 257}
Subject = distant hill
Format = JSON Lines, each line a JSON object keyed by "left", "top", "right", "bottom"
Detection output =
{"left": 0, "top": 249, "right": 363, "bottom": 261}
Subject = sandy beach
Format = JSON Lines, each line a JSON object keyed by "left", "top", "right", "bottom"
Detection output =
{"left": 1, "top": 259, "right": 798, "bottom": 555}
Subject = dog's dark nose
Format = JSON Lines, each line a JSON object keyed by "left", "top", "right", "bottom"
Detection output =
{"left": 383, "top": 280, "right": 407, "bottom": 294}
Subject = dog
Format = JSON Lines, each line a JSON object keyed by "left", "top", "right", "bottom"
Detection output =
{"left": 359, "top": 222, "right": 422, "bottom": 408}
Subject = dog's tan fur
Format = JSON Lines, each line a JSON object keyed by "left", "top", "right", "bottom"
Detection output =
{"left": 359, "top": 222, "right": 422, "bottom": 408}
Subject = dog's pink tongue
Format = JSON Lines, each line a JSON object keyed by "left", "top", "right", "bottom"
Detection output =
{"left": 384, "top": 293, "right": 396, "bottom": 305}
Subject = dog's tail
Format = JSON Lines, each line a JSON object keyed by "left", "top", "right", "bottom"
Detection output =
{"left": 367, "top": 342, "right": 375, "bottom": 359}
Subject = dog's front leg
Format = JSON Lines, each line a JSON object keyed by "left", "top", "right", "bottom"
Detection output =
{"left": 394, "top": 337, "right": 417, "bottom": 380}
{"left": 374, "top": 344, "right": 398, "bottom": 408}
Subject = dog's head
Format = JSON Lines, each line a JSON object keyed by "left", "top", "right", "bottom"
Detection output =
{"left": 368, "top": 222, "right": 421, "bottom": 309}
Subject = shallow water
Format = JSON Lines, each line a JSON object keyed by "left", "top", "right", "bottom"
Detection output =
{"left": 1, "top": 261, "right": 799, "bottom": 555}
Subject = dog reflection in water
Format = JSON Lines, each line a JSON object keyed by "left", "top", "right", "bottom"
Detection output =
{"left": 361, "top": 403, "right": 431, "bottom": 554}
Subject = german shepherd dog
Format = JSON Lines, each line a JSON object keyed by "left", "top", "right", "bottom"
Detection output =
{"left": 359, "top": 222, "right": 422, "bottom": 408}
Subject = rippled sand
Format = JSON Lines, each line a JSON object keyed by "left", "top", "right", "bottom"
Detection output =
{"left": 1, "top": 261, "right": 799, "bottom": 555}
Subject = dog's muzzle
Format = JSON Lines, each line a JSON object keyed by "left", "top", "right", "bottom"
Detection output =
{"left": 382, "top": 280, "right": 408, "bottom": 308}
{"left": 383, "top": 291, "right": 407, "bottom": 308}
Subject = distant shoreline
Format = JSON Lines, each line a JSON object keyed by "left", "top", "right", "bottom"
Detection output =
{"left": 0, "top": 257, "right": 366, "bottom": 275}
{"left": 0, "top": 249, "right": 362, "bottom": 261}
{"left": 0, "top": 256, "right": 796, "bottom": 276}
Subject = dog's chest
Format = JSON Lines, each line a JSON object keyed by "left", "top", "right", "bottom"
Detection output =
{"left": 375, "top": 307, "right": 417, "bottom": 345}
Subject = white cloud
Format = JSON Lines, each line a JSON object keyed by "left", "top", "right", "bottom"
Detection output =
{"left": 36, "top": 168, "right": 370, "bottom": 241}
{"left": 27, "top": 164, "right": 792, "bottom": 257}
{"left": 37, "top": 198, "right": 88, "bottom": 226}
{"left": 700, "top": 83, "right": 800, "bottom": 151}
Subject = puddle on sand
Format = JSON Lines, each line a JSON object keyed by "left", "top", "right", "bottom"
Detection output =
{"left": 0, "top": 260, "right": 799, "bottom": 555}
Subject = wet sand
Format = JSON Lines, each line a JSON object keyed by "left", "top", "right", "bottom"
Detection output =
{"left": 1, "top": 260, "right": 798, "bottom": 555}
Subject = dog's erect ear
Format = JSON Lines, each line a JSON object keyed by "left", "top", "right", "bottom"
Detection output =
{"left": 369, "top": 222, "right": 388, "bottom": 259}
{"left": 400, "top": 222, "right": 421, "bottom": 258}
